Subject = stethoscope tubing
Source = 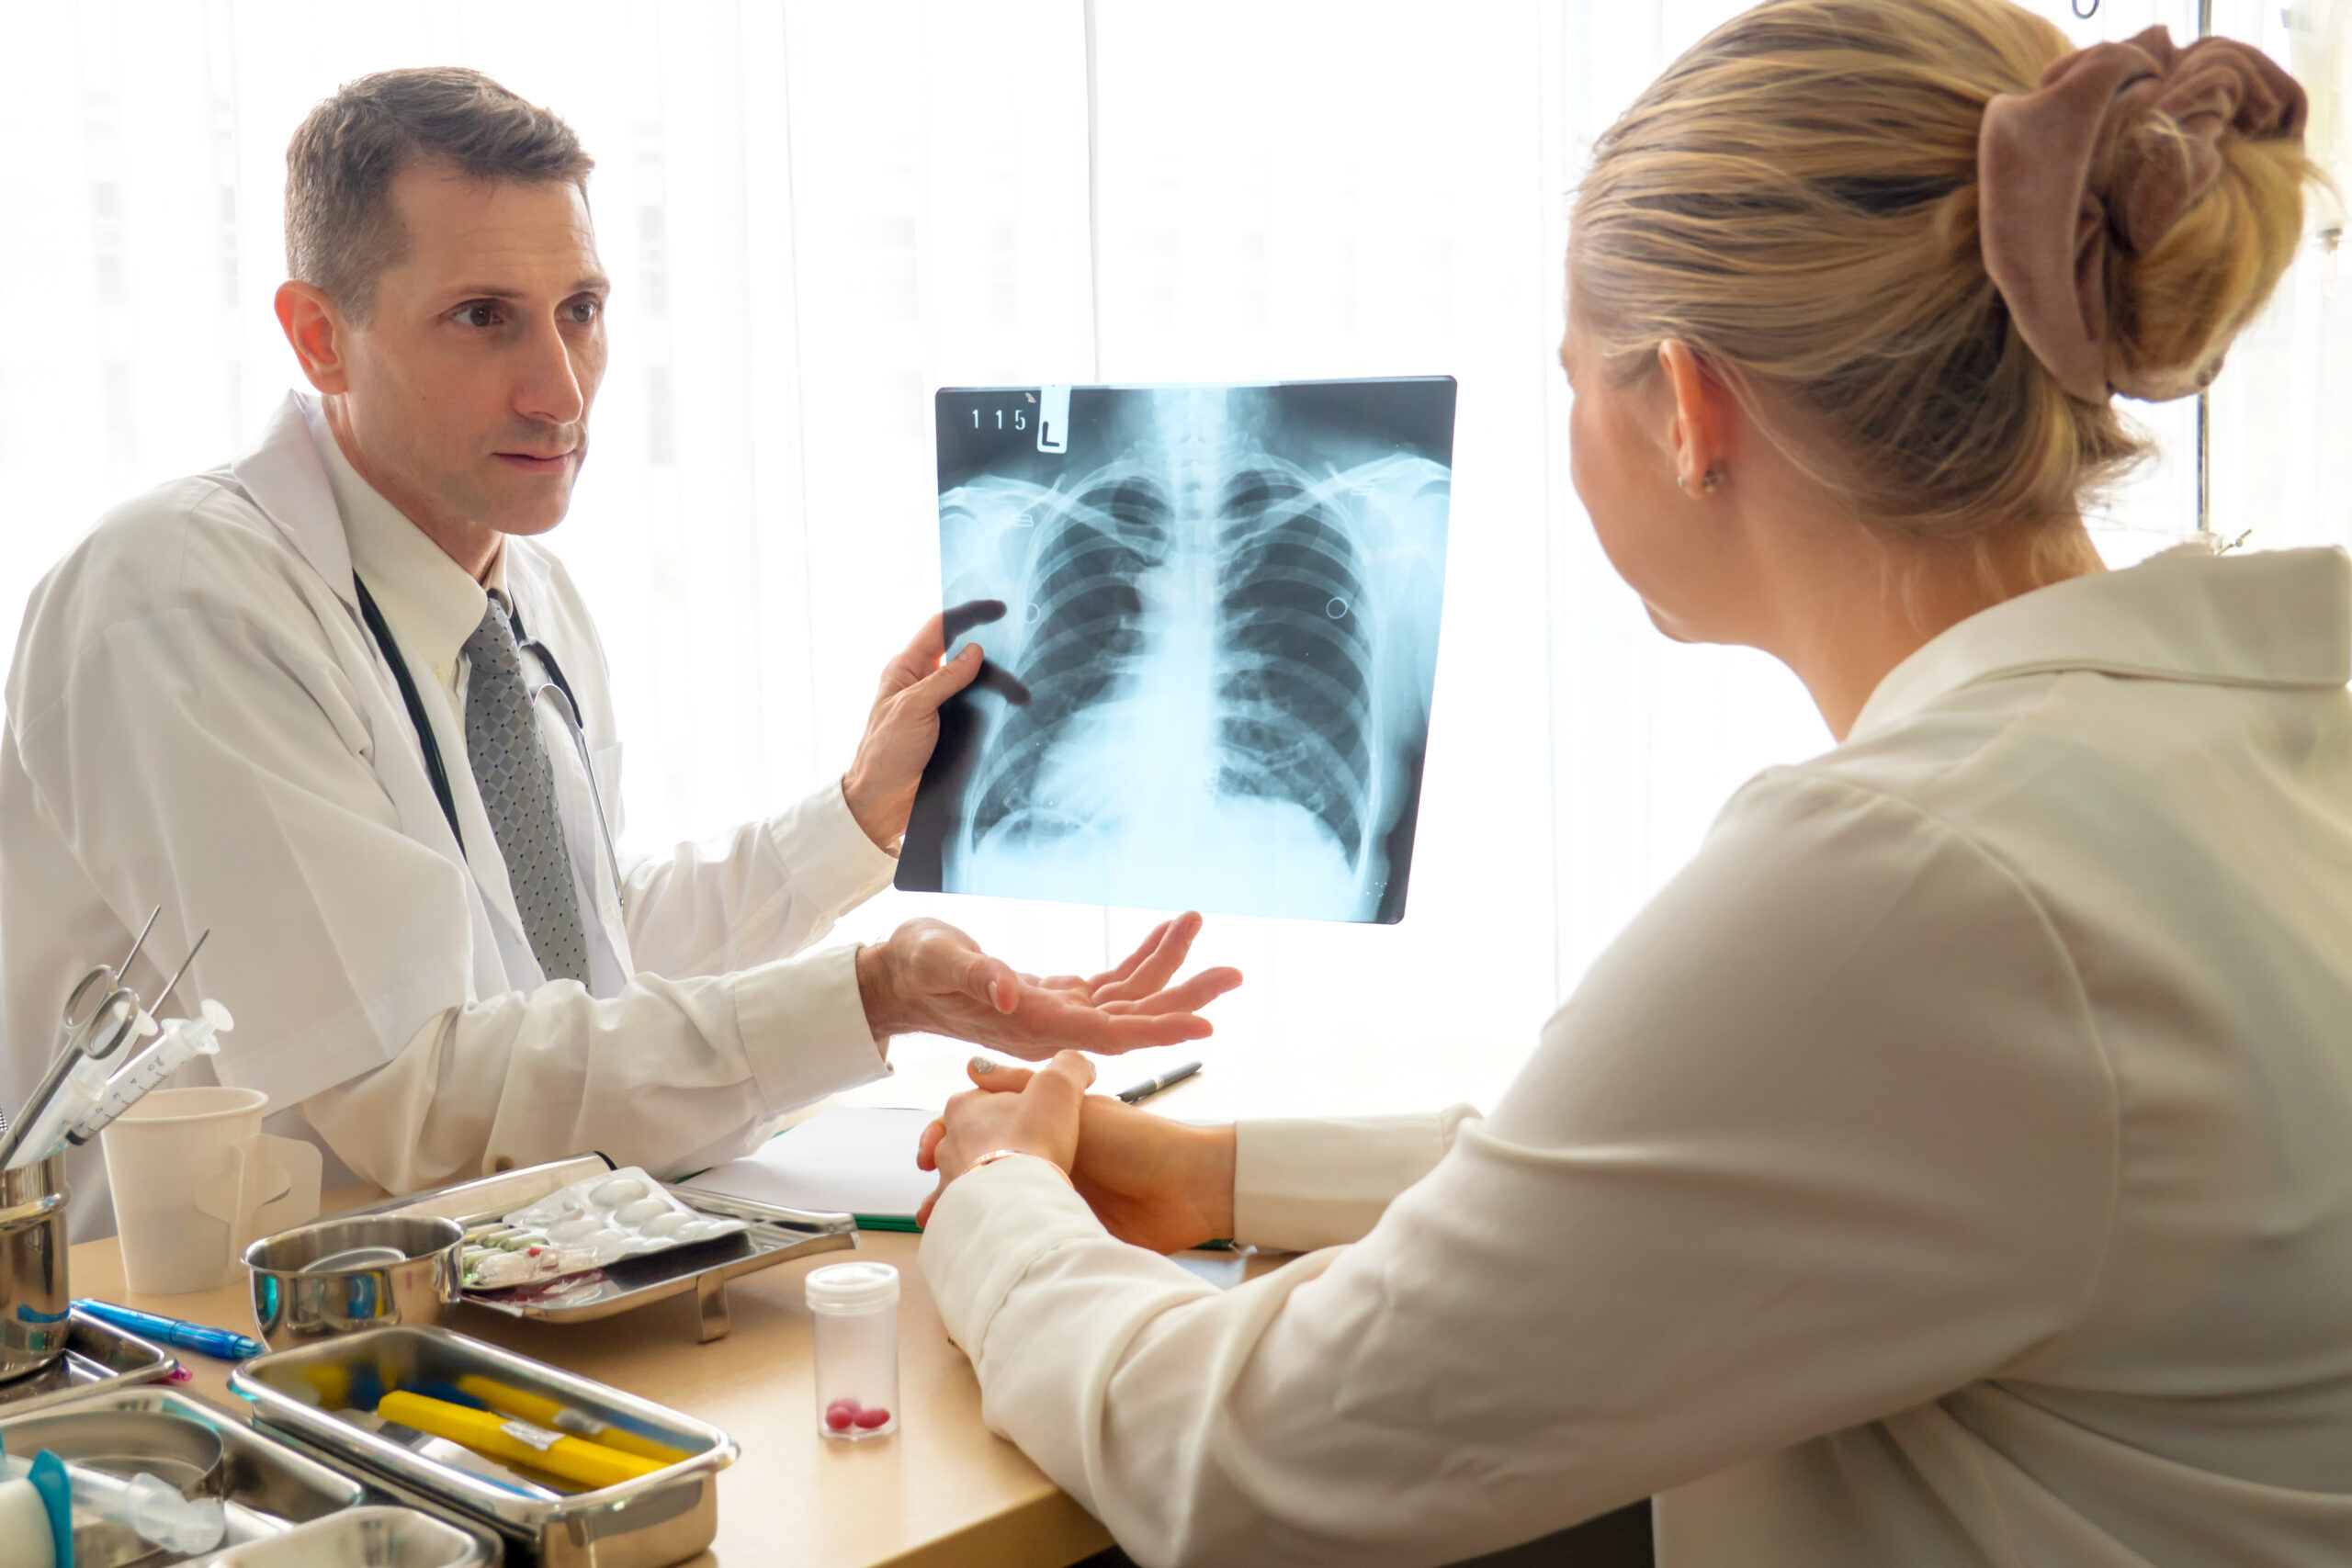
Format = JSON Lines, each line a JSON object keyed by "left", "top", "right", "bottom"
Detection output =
{"left": 355, "top": 577, "right": 624, "bottom": 929}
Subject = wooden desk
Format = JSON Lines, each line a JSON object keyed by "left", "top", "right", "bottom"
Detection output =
{"left": 68, "top": 1211, "right": 1118, "bottom": 1568}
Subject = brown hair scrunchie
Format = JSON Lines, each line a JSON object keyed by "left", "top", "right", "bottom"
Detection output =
{"left": 1979, "top": 25, "right": 2308, "bottom": 403}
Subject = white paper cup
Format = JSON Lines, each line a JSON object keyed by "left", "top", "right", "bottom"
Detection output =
{"left": 100, "top": 1087, "right": 322, "bottom": 1295}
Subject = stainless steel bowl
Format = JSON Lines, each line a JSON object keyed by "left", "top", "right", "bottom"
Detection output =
{"left": 0, "top": 1154, "right": 71, "bottom": 1382}
{"left": 244, "top": 1216, "right": 463, "bottom": 1351}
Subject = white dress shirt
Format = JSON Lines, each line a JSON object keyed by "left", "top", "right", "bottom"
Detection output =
{"left": 922, "top": 543, "right": 2352, "bottom": 1568}
{"left": 2, "top": 392, "right": 896, "bottom": 1229}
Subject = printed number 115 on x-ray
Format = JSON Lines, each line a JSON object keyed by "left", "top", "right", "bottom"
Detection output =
{"left": 960, "top": 387, "right": 1071, "bottom": 455}
{"left": 966, "top": 404, "right": 1030, "bottom": 432}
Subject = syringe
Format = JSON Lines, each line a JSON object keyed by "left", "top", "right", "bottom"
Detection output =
{"left": 1, "top": 1448, "right": 227, "bottom": 1556}
{"left": 2, "top": 1000, "right": 153, "bottom": 1169}
{"left": 67, "top": 999, "right": 234, "bottom": 1147}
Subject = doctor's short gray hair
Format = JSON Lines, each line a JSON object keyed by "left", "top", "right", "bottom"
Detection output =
{"left": 285, "top": 67, "right": 594, "bottom": 322}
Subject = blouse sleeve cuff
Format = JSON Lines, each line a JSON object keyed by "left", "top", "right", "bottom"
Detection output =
{"left": 921, "top": 1156, "right": 1107, "bottom": 1353}
{"left": 1232, "top": 1108, "right": 1477, "bottom": 1253}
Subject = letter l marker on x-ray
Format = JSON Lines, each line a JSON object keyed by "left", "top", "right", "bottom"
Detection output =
{"left": 1036, "top": 385, "right": 1070, "bottom": 454}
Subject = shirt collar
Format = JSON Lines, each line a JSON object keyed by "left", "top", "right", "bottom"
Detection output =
{"left": 307, "top": 408, "right": 506, "bottom": 689}
{"left": 1850, "top": 543, "right": 2352, "bottom": 740}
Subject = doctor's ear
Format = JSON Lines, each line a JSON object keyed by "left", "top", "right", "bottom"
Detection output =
{"left": 274, "top": 281, "right": 350, "bottom": 395}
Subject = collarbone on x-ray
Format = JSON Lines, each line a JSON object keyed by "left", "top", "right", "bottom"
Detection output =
{"left": 903, "top": 379, "right": 1454, "bottom": 924}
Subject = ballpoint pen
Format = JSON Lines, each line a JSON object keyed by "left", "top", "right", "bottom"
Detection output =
{"left": 1114, "top": 1061, "right": 1202, "bottom": 1105}
{"left": 74, "top": 1299, "right": 266, "bottom": 1361}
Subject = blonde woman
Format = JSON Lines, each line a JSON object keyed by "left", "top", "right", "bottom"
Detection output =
{"left": 913, "top": 3, "right": 2340, "bottom": 1563}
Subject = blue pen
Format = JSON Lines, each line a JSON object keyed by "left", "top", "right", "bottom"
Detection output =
{"left": 74, "top": 1299, "right": 266, "bottom": 1361}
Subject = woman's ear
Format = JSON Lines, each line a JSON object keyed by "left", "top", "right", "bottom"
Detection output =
{"left": 1657, "top": 340, "right": 1732, "bottom": 495}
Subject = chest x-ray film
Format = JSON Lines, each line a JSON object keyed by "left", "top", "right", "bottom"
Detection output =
{"left": 897, "top": 377, "right": 1454, "bottom": 924}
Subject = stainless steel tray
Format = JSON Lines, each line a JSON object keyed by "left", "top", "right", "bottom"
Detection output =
{"left": 0, "top": 1385, "right": 373, "bottom": 1561}
{"left": 232, "top": 1325, "right": 735, "bottom": 1568}
{"left": 348, "top": 1155, "right": 856, "bottom": 1342}
{"left": 214, "top": 1504, "right": 497, "bottom": 1566}
{"left": 0, "top": 1305, "right": 179, "bottom": 1416}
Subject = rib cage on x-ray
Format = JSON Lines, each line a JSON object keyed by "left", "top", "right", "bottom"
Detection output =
{"left": 905, "top": 381, "right": 1453, "bottom": 924}
{"left": 970, "top": 460, "right": 1387, "bottom": 863}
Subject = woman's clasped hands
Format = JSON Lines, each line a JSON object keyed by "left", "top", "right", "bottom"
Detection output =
{"left": 917, "top": 1050, "right": 1239, "bottom": 1254}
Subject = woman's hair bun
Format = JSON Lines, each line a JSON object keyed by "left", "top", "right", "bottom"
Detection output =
{"left": 1979, "top": 27, "right": 2313, "bottom": 404}
{"left": 2107, "top": 131, "right": 2314, "bottom": 401}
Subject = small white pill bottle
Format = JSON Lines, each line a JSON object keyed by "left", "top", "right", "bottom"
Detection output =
{"left": 808, "top": 1261, "right": 901, "bottom": 1439}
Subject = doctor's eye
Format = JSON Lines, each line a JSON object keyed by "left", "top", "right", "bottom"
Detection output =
{"left": 450, "top": 300, "right": 507, "bottom": 330}
{"left": 563, "top": 297, "right": 604, "bottom": 326}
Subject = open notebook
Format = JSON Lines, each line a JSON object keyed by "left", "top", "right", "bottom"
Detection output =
{"left": 678, "top": 1106, "right": 936, "bottom": 1231}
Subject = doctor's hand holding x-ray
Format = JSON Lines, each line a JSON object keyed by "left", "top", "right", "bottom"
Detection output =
{"left": 0, "top": 67, "right": 1236, "bottom": 1233}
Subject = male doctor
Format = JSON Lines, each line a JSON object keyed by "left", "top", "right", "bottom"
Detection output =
{"left": 0, "top": 67, "right": 1234, "bottom": 1235}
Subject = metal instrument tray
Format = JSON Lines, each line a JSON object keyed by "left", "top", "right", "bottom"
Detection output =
{"left": 232, "top": 1325, "right": 735, "bottom": 1568}
{"left": 0, "top": 1305, "right": 179, "bottom": 1417}
{"left": 348, "top": 1155, "right": 856, "bottom": 1342}
{"left": 214, "top": 1504, "right": 498, "bottom": 1566}
{"left": 0, "top": 1385, "right": 379, "bottom": 1561}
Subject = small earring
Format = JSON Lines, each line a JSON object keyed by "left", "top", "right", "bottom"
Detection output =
{"left": 1702, "top": 468, "right": 1724, "bottom": 491}
{"left": 1676, "top": 474, "right": 1690, "bottom": 491}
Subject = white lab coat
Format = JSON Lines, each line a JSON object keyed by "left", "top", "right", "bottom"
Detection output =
{"left": 922, "top": 544, "right": 2352, "bottom": 1568}
{"left": 3, "top": 392, "right": 895, "bottom": 1235}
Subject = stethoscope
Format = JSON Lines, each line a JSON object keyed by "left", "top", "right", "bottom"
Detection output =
{"left": 354, "top": 576, "right": 626, "bottom": 902}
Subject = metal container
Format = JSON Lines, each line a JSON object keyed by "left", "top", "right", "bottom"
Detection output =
{"left": 215, "top": 1504, "right": 501, "bottom": 1566}
{"left": 350, "top": 1156, "right": 616, "bottom": 1226}
{"left": 0, "top": 1153, "right": 71, "bottom": 1382}
{"left": 0, "top": 1385, "right": 370, "bottom": 1556}
{"left": 2, "top": 1402, "right": 226, "bottom": 1568}
{"left": 341, "top": 1155, "right": 857, "bottom": 1343}
{"left": 0, "top": 1305, "right": 178, "bottom": 1417}
{"left": 3, "top": 1401, "right": 226, "bottom": 1489}
{"left": 245, "top": 1214, "right": 465, "bottom": 1350}
{"left": 233, "top": 1325, "right": 737, "bottom": 1568}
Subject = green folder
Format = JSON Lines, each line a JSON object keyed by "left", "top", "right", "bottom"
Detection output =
{"left": 854, "top": 1214, "right": 924, "bottom": 1233}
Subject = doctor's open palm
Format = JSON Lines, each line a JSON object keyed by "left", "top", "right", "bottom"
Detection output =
{"left": 855, "top": 911, "right": 1242, "bottom": 1060}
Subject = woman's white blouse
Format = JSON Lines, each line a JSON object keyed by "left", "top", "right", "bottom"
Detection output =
{"left": 921, "top": 544, "right": 2352, "bottom": 1568}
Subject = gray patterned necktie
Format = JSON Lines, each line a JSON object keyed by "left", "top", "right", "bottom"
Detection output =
{"left": 463, "top": 594, "right": 590, "bottom": 984}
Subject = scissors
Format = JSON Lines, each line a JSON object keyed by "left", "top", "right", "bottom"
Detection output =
{"left": 0, "top": 909, "right": 160, "bottom": 1167}
{"left": 0, "top": 912, "right": 207, "bottom": 1170}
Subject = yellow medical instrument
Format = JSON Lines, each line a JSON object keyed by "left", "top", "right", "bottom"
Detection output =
{"left": 377, "top": 1392, "right": 665, "bottom": 1490}
{"left": 452, "top": 1375, "right": 689, "bottom": 1466}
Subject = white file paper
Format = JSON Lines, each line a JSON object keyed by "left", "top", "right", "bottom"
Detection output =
{"left": 678, "top": 1106, "right": 936, "bottom": 1222}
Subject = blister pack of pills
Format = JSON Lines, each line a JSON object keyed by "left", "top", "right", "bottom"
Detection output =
{"left": 469, "top": 1168, "right": 747, "bottom": 1287}
{"left": 458, "top": 1224, "right": 588, "bottom": 1289}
